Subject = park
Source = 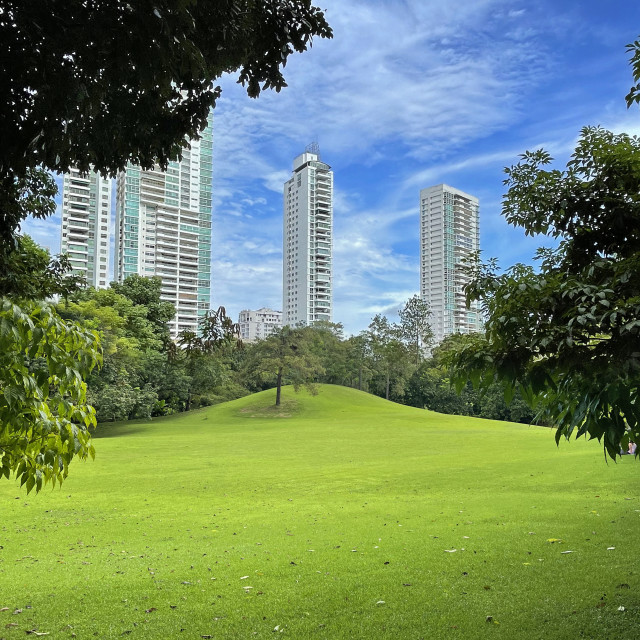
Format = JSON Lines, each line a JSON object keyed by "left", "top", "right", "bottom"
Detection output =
{"left": 1, "top": 385, "right": 637, "bottom": 638}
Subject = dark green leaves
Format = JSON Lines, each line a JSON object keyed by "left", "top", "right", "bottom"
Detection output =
{"left": 448, "top": 127, "right": 640, "bottom": 460}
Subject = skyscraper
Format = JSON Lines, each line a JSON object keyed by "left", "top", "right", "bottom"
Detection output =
{"left": 419, "top": 184, "right": 482, "bottom": 344}
{"left": 60, "top": 168, "right": 112, "bottom": 289}
{"left": 114, "top": 115, "right": 213, "bottom": 339}
{"left": 283, "top": 144, "right": 333, "bottom": 326}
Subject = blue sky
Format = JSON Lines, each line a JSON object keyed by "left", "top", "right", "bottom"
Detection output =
{"left": 24, "top": 0, "right": 640, "bottom": 336}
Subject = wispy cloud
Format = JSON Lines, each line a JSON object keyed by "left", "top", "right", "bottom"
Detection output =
{"left": 21, "top": 0, "right": 638, "bottom": 335}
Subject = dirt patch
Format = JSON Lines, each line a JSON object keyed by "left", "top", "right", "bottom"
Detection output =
{"left": 238, "top": 401, "right": 297, "bottom": 418}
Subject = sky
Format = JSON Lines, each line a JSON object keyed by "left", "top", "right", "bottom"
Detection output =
{"left": 24, "top": 0, "right": 640, "bottom": 336}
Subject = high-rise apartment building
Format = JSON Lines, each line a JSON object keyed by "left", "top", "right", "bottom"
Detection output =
{"left": 114, "top": 115, "right": 213, "bottom": 339}
{"left": 419, "top": 184, "right": 482, "bottom": 344}
{"left": 238, "top": 307, "right": 283, "bottom": 342}
{"left": 60, "top": 169, "right": 112, "bottom": 288}
{"left": 283, "top": 145, "right": 333, "bottom": 326}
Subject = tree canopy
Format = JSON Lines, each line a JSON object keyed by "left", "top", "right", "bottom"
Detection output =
{"left": 248, "top": 326, "right": 324, "bottom": 406}
{"left": 1, "top": 0, "right": 332, "bottom": 242}
{"left": 446, "top": 126, "right": 640, "bottom": 459}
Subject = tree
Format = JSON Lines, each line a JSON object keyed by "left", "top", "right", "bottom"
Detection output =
{"left": 249, "top": 326, "right": 324, "bottom": 406}
{"left": 398, "top": 295, "right": 433, "bottom": 365}
{"left": 446, "top": 126, "right": 640, "bottom": 459}
{"left": 366, "top": 314, "right": 413, "bottom": 401}
{"left": 111, "top": 275, "right": 176, "bottom": 349}
{"left": 0, "top": 235, "right": 83, "bottom": 300}
{"left": 173, "top": 307, "right": 242, "bottom": 411}
{"left": 58, "top": 286, "right": 170, "bottom": 421}
{"left": 1, "top": 239, "right": 101, "bottom": 491}
{"left": 0, "top": 299, "right": 101, "bottom": 493}
{"left": 1, "top": 0, "right": 332, "bottom": 244}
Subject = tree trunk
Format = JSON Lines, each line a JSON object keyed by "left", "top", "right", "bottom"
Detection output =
{"left": 358, "top": 365, "right": 363, "bottom": 391}
{"left": 385, "top": 371, "right": 390, "bottom": 400}
{"left": 275, "top": 367, "right": 283, "bottom": 406}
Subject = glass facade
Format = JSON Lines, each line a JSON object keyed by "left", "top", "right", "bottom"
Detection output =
{"left": 114, "top": 113, "right": 214, "bottom": 339}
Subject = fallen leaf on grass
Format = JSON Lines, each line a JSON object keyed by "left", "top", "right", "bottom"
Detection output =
{"left": 240, "top": 576, "right": 249, "bottom": 580}
{"left": 560, "top": 551, "right": 574, "bottom": 554}
{"left": 0, "top": 607, "right": 9, "bottom": 612}
{"left": 444, "top": 549, "right": 457, "bottom": 553}
{"left": 607, "top": 547, "right": 615, "bottom": 550}
{"left": 375, "top": 601, "right": 385, "bottom": 606}
{"left": 12, "top": 609, "right": 23, "bottom": 614}
{"left": 618, "top": 606, "right": 626, "bottom": 612}
{"left": 5, "top": 623, "right": 19, "bottom": 629}
{"left": 26, "top": 631, "right": 50, "bottom": 636}
{"left": 145, "top": 608, "right": 157, "bottom": 613}
{"left": 547, "top": 538, "right": 562, "bottom": 544}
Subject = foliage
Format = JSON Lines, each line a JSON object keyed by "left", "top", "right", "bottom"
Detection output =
{"left": 0, "top": 234, "right": 84, "bottom": 299}
{"left": 0, "top": 298, "right": 101, "bottom": 492}
{"left": 398, "top": 295, "right": 433, "bottom": 364}
{"left": 366, "top": 314, "right": 414, "bottom": 401}
{"left": 626, "top": 37, "right": 640, "bottom": 107}
{"left": 248, "top": 326, "right": 324, "bottom": 405}
{"left": 0, "top": 168, "right": 57, "bottom": 256}
{"left": 447, "top": 127, "right": 640, "bottom": 459}
{"left": 57, "top": 282, "right": 176, "bottom": 420}
{"left": 1, "top": 0, "right": 332, "bottom": 240}
{"left": 172, "top": 307, "right": 243, "bottom": 411}
{"left": 111, "top": 275, "right": 175, "bottom": 348}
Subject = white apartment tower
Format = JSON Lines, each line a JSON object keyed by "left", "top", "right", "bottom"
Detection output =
{"left": 60, "top": 169, "right": 112, "bottom": 288}
{"left": 238, "top": 308, "right": 283, "bottom": 342}
{"left": 419, "top": 184, "right": 482, "bottom": 344}
{"left": 283, "top": 144, "right": 333, "bottom": 326}
{"left": 114, "top": 115, "right": 213, "bottom": 339}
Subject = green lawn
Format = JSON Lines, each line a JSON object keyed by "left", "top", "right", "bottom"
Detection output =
{"left": 0, "top": 385, "right": 638, "bottom": 639}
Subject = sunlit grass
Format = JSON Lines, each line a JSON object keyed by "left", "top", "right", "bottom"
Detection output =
{"left": 0, "top": 385, "right": 638, "bottom": 638}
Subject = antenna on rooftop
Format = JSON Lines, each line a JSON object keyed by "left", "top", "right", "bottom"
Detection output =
{"left": 305, "top": 140, "right": 320, "bottom": 157}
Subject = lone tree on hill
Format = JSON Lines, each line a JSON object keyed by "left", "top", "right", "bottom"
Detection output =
{"left": 251, "top": 326, "right": 324, "bottom": 406}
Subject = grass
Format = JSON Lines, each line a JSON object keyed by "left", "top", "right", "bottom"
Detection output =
{"left": 0, "top": 385, "right": 638, "bottom": 639}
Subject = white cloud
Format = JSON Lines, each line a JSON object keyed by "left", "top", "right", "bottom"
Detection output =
{"left": 21, "top": 0, "right": 631, "bottom": 337}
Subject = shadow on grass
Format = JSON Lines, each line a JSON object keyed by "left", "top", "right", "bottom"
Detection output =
{"left": 92, "top": 420, "right": 152, "bottom": 439}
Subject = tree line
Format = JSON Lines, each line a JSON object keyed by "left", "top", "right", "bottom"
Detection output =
{"left": 50, "top": 279, "right": 538, "bottom": 426}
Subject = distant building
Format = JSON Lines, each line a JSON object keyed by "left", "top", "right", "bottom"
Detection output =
{"left": 419, "top": 184, "right": 482, "bottom": 345}
{"left": 114, "top": 113, "right": 213, "bottom": 339}
{"left": 60, "top": 168, "right": 112, "bottom": 289}
{"left": 283, "top": 144, "right": 333, "bottom": 326}
{"left": 238, "top": 308, "right": 283, "bottom": 342}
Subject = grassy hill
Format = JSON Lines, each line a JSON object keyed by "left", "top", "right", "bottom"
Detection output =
{"left": 0, "top": 385, "right": 637, "bottom": 639}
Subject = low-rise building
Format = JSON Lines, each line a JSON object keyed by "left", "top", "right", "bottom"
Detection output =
{"left": 238, "top": 308, "right": 283, "bottom": 342}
